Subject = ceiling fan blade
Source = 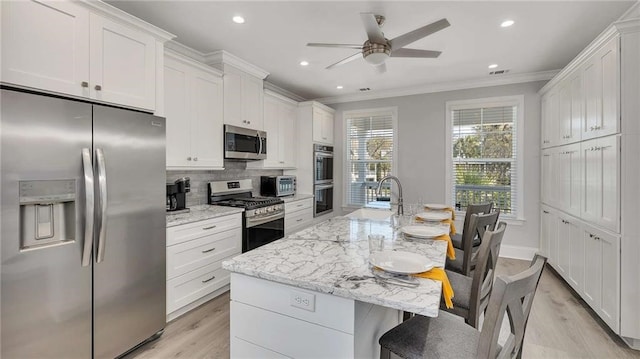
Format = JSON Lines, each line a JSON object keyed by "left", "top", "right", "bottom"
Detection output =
{"left": 360, "top": 12, "right": 386, "bottom": 44}
{"left": 390, "top": 48, "right": 442, "bottom": 58}
{"left": 374, "top": 62, "right": 387, "bottom": 74}
{"left": 326, "top": 52, "right": 362, "bottom": 69}
{"left": 389, "top": 18, "right": 450, "bottom": 51}
{"left": 307, "top": 43, "right": 363, "bottom": 49}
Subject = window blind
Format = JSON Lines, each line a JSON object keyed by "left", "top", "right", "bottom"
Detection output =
{"left": 345, "top": 113, "right": 394, "bottom": 207}
{"left": 451, "top": 105, "right": 517, "bottom": 215}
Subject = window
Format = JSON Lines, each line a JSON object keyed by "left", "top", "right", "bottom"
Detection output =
{"left": 446, "top": 96, "right": 524, "bottom": 218}
{"left": 344, "top": 108, "right": 397, "bottom": 207}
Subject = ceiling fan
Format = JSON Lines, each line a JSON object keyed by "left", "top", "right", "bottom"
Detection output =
{"left": 307, "top": 13, "right": 450, "bottom": 73}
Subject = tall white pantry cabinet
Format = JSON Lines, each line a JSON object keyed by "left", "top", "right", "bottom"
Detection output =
{"left": 538, "top": 7, "right": 640, "bottom": 349}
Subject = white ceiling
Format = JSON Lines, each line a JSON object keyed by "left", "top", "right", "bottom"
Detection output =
{"left": 107, "top": 1, "right": 635, "bottom": 101}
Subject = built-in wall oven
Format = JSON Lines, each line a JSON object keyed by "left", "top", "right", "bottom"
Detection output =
{"left": 313, "top": 144, "right": 334, "bottom": 217}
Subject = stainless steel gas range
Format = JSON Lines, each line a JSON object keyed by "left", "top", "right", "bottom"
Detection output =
{"left": 208, "top": 179, "right": 284, "bottom": 252}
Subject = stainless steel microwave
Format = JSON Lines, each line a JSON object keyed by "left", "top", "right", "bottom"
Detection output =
{"left": 224, "top": 124, "right": 267, "bottom": 160}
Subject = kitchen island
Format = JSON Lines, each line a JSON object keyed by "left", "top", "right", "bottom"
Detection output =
{"left": 222, "top": 216, "right": 448, "bottom": 358}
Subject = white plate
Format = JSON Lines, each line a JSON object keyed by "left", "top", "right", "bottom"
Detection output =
{"left": 424, "top": 203, "right": 449, "bottom": 210}
{"left": 415, "top": 211, "right": 451, "bottom": 222}
{"left": 370, "top": 250, "right": 434, "bottom": 274}
{"left": 400, "top": 225, "right": 448, "bottom": 238}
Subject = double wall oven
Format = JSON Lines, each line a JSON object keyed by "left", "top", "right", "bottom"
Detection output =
{"left": 209, "top": 180, "right": 284, "bottom": 252}
{"left": 314, "top": 144, "right": 334, "bottom": 217}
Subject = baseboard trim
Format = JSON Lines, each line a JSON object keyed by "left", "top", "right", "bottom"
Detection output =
{"left": 498, "top": 245, "right": 539, "bottom": 261}
{"left": 622, "top": 336, "right": 640, "bottom": 350}
{"left": 166, "top": 284, "right": 230, "bottom": 322}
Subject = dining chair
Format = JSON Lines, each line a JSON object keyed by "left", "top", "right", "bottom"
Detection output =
{"left": 452, "top": 202, "right": 494, "bottom": 250}
{"left": 446, "top": 209, "right": 500, "bottom": 276}
{"left": 443, "top": 221, "right": 507, "bottom": 328}
{"left": 379, "top": 254, "right": 547, "bottom": 359}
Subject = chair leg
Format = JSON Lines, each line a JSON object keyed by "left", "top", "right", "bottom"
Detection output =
{"left": 380, "top": 346, "right": 392, "bottom": 359}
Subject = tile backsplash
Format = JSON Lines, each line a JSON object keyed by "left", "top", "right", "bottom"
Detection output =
{"left": 167, "top": 160, "right": 282, "bottom": 206}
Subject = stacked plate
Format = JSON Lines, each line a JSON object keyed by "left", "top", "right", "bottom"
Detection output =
{"left": 369, "top": 250, "right": 434, "bottom": 274}
{"left": 424, "top": 203, "right": 449, "bottom": 210}
{"left": 415, "top": 211, "right": 451, "bottom": 222}
{"left": 400, "top": 225, "right": 448, "bottom": 239}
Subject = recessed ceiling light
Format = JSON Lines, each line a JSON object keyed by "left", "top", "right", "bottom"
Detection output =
{"left": 501, "top": 20, "right": 514, "bottom": 27}
{"left": 488, "top": 64, "right": 498, "bottom": 69}
{"left": 299, "top": 61, "right": 309, "bottom": 66}
{"left": 232, "top": 16, "right": 245, "bottom": 24}
{"left": 336, "top": 85, "right": 343, "bottom": 89}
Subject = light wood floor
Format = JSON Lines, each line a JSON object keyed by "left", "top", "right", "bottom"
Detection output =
{"left": 126, "top": 258, "right": 640, "bottom": 358}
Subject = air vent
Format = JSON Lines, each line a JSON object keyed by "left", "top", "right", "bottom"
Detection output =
{"left": 489, "top": 69, "right": 510, "bottom": 75}
{"left": 359, "top": 87, "right": 371, "bottom": 92}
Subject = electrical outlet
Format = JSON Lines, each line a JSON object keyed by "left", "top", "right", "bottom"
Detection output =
{"left": 290, "top": 290, "right": 315, "bottom": 312}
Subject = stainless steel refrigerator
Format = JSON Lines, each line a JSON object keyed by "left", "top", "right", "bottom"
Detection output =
{"left": 0, "top": 89, "right": 166, "bottom": 358}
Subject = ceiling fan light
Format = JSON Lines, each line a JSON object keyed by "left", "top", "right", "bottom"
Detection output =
{"left": 364, "top": 52, "right": 388, "bottom": 65}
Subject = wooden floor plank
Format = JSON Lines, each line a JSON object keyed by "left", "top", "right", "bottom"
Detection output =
{"left": 126, "top": 259, "right": 640, "bottom": 358}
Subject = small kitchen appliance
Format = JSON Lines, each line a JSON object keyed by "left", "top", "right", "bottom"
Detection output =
{"left": 208, "top": 179, "right": 284, "bottom": 252}
{"left": 260, "top": 175, "right": 296, "bottom": 197}
{"left": 166, "top": 177, "right": 190, "bottom": 213}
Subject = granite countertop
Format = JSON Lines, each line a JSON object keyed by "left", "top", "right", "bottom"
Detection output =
{"left": 281, "top": 193, "right": 314, "bottom": 203}
{"left": 166, "top": 205, "right": 244, "bottom": 227}
{"left": 222, "top": 216, "right": 448, "bottom": 317}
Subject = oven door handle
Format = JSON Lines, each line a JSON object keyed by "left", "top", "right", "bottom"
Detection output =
{"left": 315, "top": 184, "right": 334, "bottom": 190}
{"left": 246, "top": 212, "right": 284, "bottom": 228}
{"left": 315, "top": 152, "right": 333, "bottom": 159}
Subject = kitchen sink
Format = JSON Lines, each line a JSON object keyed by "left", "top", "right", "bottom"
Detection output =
{"left": 345, "top": 208, "right": 393, "bottom": 221}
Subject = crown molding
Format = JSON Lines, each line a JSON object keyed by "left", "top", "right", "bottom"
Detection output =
{"left": 264, "top": 89, "right": 299, "bottom": 106}
{"left": 79, "top": 1, "right": 175, "bottom": 41}
{"left": 204, "top": 50, "right": 269, "bottom": 79}
{"left": 316, "top": 70, "right": 558, "bottom": 105}
{"left": 165, "top": 40, "right": 207, "bottom": 63}
{"left": 264, "top": 82, "right": 306, "bottom": 102}
{"left": 299, "top": 100, "right": 336, "bottom": 113}
{"left": 165, "top": 48, "right": 223, "bottom": 77}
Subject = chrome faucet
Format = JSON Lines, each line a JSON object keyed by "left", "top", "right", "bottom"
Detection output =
{"left": 376, "top": 175, "right": 404, "bottom": 215}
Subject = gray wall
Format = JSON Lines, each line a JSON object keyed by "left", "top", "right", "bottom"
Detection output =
{"left": 329, "top": 80, "right": 546, "bottom": 255}
{"left": 167, "top": 161, "right": 282, "bottom": 206}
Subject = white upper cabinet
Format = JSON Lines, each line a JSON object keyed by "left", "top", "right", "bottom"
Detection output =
{"left": 557, "top": 143, "right": 582, "bottom": 217}
{"left": 1, "top": 1, "right": 90, "bottom": 98}
{"left": 207, "top": 51, "right": 269, "bottom": 131}
{"left": 312, "top": 106, "right": 335, "bottom": 145}
{"left": 89, "top": 13, "right": 156, "bottom": 111}
{"left": 164, "top": 52, "right": 224, "bottom": 170}
{"left": 541, "top": 89, "right": 559, "bottom": 148}
{"left": 0, "top": 0, "right": 173, "bottom": 112}
{"left": 249, "top": 90, "right": 298, "bottom": 169}
{"left": 582, "top": 37, "right": 620, "bottom": 141}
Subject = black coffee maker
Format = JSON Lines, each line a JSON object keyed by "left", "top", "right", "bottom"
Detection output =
{"left": 166, "top": 177, "right": 190, "bottom": 213}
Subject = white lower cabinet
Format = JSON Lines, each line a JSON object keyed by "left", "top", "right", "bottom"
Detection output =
{"left": 582, "top": 224, "right": 620, "bottom": 331}
{"left": 285, "top": 197, "right": 314, "bottom": 235}
{"left": 166, "top": 213, "right": 242, "bottom": 318}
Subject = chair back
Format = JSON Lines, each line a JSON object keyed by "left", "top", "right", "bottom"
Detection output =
{"left": 462, "top": 202, "right": 494, "bottom": 237}
{"left": 467, "top": 221, "right": 507, "bottom": 328}
{"left": 460, "top": 210, "right": 500, "bottom": 275}
{"left": 477, "top": 254, "right": 547, "bottom": 359}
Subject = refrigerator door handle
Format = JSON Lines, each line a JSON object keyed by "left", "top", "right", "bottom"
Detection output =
{"left": 96, "top": 148, "right": 108, "bottom": 263}
{"left": 81, "top": 148, "right": 94, "bottom": 267}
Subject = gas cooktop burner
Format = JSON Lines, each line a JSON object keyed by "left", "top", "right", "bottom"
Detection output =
{"left": 215, "top": 196, "right": 283, "bottom": 210}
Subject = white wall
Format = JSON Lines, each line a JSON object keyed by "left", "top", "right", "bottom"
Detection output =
{"left": 328, "top": 80, "right": 547, "bottom": 259}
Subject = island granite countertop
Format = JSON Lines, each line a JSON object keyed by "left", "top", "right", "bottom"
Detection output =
{"left": 222, "top": 216, "right": 448, "bottom": 317}
{"left": 166, "top": 205, "right": 244, "bottom": 227}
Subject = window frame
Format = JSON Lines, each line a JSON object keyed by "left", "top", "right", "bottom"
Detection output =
{"left": 342, "top": 106, "right": 398, "bottom": 209}
{"left": 445, "top": 95, "right": 525, "bottom": 221}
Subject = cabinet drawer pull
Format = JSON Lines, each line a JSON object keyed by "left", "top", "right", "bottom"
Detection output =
{"left": 296, "top": 204, "right": 304, "bottom": 207}
{"left": 202, "top": 275, "right": 216, "bottom": 283}
{"left": 95, "top": 85, "right": 102, "bottom": 91}
{"left": 202, "top": 225, "right": 217, "bottom": 230}
{"left": 201, "top": 247, "right": 216, "bottom": 253}
{"left": 543, "top": 210, "right": 549, "bottom": 214}
{"left": 81, "top": 81, "right": 89, "bottom": 88}
{"left": 187, "top": 157, "right": 192, "bottom": 161}
{"left": 296, "top": 218, "right": 304, "bottom": 222}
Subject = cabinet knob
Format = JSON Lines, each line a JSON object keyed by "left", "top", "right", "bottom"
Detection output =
{"left": 187, "top": 157, "right": 192, "bottom": 161}
{"left": 193, "top": 157, "right": 198, "bottom": 161}
{"left": 247, "top": 121, "right": 251, "bottom": 124}
{"left": 95, "top": 85, "right": 102, "bottom": 91}
{"left": 279, "top": 161, "right": 285, "bottom": 164}
{"left": 81, "top": 81, "right": 89, "bottom": 88}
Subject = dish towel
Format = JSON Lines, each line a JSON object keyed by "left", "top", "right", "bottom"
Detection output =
{"left": 435, "top": 234, "right": 456, "bottom": 260}
{"left": 440, "top": 219, "right": 457, "bottom": 236}
{"left": 414, "top": 267, "right": 454, "bottom": 309}
{"left": 425, "top": 206, "right": 456, "bottom": 220}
